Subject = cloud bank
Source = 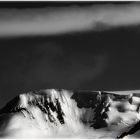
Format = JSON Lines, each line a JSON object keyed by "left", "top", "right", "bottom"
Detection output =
{"left": 0, "top": 3, "right": 140, "bottom": 37}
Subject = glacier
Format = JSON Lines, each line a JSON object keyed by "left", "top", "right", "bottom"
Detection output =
{"left": 0, "top": 89, "right": 140, "bottom": 138}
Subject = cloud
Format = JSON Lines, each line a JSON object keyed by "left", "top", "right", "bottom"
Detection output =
{"left": 0, "top": 3, "right": 140, "bottom": 37}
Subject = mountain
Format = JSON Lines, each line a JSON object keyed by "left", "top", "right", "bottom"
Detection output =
{"left": 0, "top": 89, "right": 140, "bottom": 138}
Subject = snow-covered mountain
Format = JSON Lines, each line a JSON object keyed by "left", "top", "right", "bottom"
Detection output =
{"left": 0, "top": 89, "right": 140, "bottom": 138}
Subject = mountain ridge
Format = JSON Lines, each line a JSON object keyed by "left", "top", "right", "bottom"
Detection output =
{"left": 1, "top": 89, "right": 140, "bottom": 138}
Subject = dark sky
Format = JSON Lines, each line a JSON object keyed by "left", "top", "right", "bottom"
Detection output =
{"left": 0, "top": 2, "right": 140, "bottom": 107}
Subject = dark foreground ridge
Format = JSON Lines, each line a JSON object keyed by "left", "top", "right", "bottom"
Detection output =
{"left": 0, "top": 89, "right": 140, "bottom": 138}
{"left": 117, "top": 120, "right": 140, "bottom": 139}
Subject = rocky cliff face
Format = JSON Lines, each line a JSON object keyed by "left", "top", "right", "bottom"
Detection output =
{"left": 0, "top": 89, "right": 140, "bottom": 138}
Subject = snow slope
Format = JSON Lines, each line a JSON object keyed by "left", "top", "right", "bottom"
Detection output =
{"left": 0, "top": 89, "right": 140, "bottom": 138}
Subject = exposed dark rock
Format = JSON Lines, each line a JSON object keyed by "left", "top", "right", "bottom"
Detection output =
{"left": 117, "top": 121, "right": 140, "bottom": 139}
